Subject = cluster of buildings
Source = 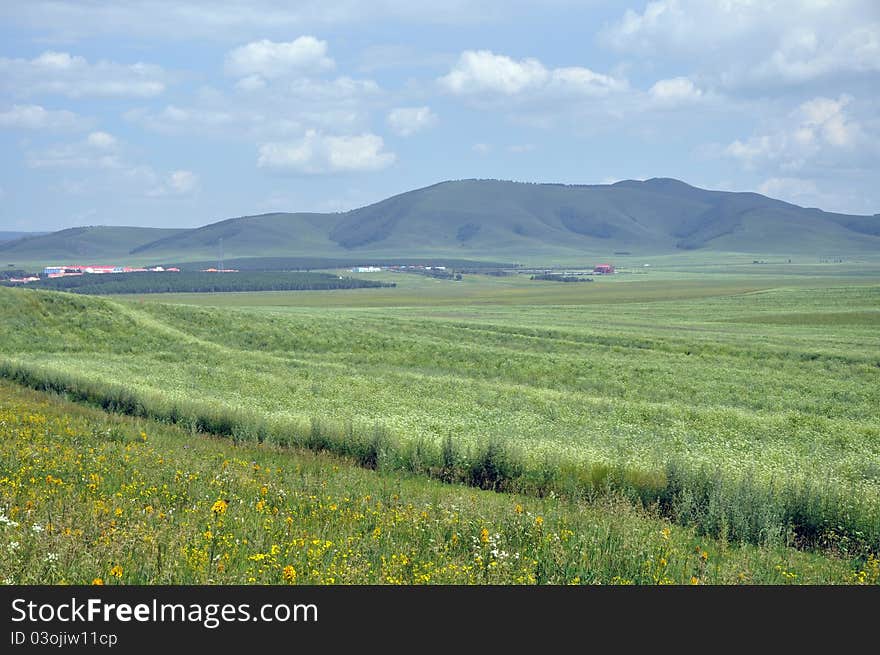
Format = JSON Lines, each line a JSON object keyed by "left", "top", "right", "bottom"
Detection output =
{"left": 350, "top": 265, "right": 448, "bottom": 273}
{"left": 41, "top": 264, "right": 180, "bottom": 279}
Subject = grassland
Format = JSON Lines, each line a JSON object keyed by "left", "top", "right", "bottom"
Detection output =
{"left": 1, "top": 269, "right": 878, "bottom": 567}
{"left": 1, "top": 381, "right": 874, "bottom": 585}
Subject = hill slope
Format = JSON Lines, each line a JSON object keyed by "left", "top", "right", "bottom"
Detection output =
{"left": 0, "top": 226, "right": 185, "bottom": 264}
{"left": 5, "top": 179, "right": 879, "bottom": 264}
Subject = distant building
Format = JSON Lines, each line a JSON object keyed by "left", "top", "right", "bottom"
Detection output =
{"left": 593, "top": 264, "right": 615, "bottom": 275}
{"left": 351, "top": 266, "right": 382, "bottom": 273}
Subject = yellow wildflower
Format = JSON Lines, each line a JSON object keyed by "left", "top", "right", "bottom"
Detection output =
{"left": 211, "top": 499, "right": 228, "bottom": 516}
{"left": 282, "top": 565, "right": 297, "bottom": 583}
{"left": 92, "top": 578, "right": 104, "bottom": 585}
{"left": 480, "top": 528, "right": 489, "bottom": 544}
{"left": 109, "top": 565, "right": 123, "bottom": 579}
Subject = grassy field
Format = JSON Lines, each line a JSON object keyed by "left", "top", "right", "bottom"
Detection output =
{"left": 0, "top": 381, "right": 874, "bottom": 585}
{"left": 1, "top": 269, "right": 879, "bottom": 573}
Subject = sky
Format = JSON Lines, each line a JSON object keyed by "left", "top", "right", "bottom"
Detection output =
{"left": 1, "top": 0, "right": 878, "bottom": 231}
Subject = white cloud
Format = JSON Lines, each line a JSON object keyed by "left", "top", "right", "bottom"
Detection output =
{"left": 125, "top": 105, "right": 236, "bottom": 135}
{"left": 649, "top": 76, "right": 703, "bottom": 106}
{"left": 602, "top": 1, "right": 880, "bottom": 89}
{"left": 26, "top": 132, "right": 123, "bottom": 170}
{"left": 472, "top": 142, "right": 492, "bottom": 155}
{"left": 225, "top": 37, "right": 335, "bottom": 84}
{"left": 440, "top": 50, "right": 548, "bottom": 95}
{"left": 726, "top": 95, "right": 862, "bottom": 171}
{"left": 440, "top": 50, "right": 624, "bottom": 97}
{"left": 235, "top": 75, "right": 267, "bottom": 92}
{"left": 4, "top": 1, "right": 526, "bottom": 40}
{"left": 507, "top": 144, "right": 535, "bottom": 153}
{"left": 86, "top": 131, "right": 117, "bottom": 149}
{"left": 387, "top": 106, "right": 437, "bottom": 136}
{"left": 0, "top": 51, "right": 167, "bottom": 98}
{"left": 147, "top": 170, "right": 200, "bottom": 196}
{"left": 257, "top": 130, "right": 395, "bottom": 173}
{"left": 0, "top": 104, "right": 87, "bottom": 130}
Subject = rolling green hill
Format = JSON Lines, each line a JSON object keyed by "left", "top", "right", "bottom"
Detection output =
{"left": 0, "top": 226, "right": 184, "bottom": 265}
{"left": 4, "top": 178, "right": 879, "bottom": 265}
{"left": 0, "top": 231, "right": 47, "bottom": 243}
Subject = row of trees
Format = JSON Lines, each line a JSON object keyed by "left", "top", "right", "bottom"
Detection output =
{"left": 16, "top": 272, "right": 394, "bottom": 295}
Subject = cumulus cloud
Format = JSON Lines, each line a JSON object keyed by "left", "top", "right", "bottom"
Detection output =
{"left": 26, "top": 131, "right": 123, "bottom": 170}
{"left": 649, "top": 76, "right": 703, "bottom": 106}
{"left": 0, "top": 51, "right": 167, "bottom": 98}
{"left": 439, "top": 50, "right": 625, "bottom": 97}
{"left": 386, "top": 106, "right": 437, "bottom": 136}
{"left": 257, "top": 130, "right": 395, "bottom": 173}
{"left": 0, "top": 104, "right": 87, "bottom": 130}
{"left": 225, "top": 37, "right": 335, "bottom": 84}
{"left": 726, "top": 95, "right": 863, "bottom": 171}
{"left": 602, "top": 0, "right": 880, "bottom": 89}
{"left": 86, "top": 131, "right": 117, "bottom": 149}
{"left": 124, "top": 105, "right": 237, "bottom": 135}
{"left": 147, "top": 169, "right": 200, "bottom": 196}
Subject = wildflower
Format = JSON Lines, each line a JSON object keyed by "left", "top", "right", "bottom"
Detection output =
{"left": 260, "top": 485, "right": 268, "bottom": 496}
{"left": 690, "top": 576, "right": 700, "bottom": 585}
{"left": 31, "top": 523, "right": 44, "bottom": 533}
{"left": 92, "top": 578, "right": 104, "bottom": 585}
{"left": 480, "top": 528, "right": 489, "bottom": 544}
{"left": 282, "top": 565, "right": 297, "bottom": 583}
{"left": 700, "top": 551, "right": 709, "bottom": 562}
{"left": 7, "top": 541, "right": 20, "bottom": 552}
{"left": 109, "top": 565, "right": 123, "bottom": 579}
{"left": 514, "top": 504, "right": 523, "bottom": 514}
{"left": 535, "top": 516, "right": 544, "bottom": 528}
{"left": 661, "top": 527, "right": 671, "bottom": 540}
{"left": 211, "top": 499, "right": 228, "bottom": 516}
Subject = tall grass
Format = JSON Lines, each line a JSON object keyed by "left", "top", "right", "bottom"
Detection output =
{"left": 1, "top": 358, "right": 876, "bottom": 556}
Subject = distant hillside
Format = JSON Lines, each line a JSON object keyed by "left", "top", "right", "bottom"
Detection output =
{"left": 4, "top": 179, "right": 879, "bottom": 264}
{"left": 0, "top": 226, "right": 184, "bottom": 264}
{"left": 0, "top": 231, "right": 48, "bottom": 243}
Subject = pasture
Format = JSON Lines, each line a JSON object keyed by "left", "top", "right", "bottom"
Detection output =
{"left": 1, "top": 269, "right": 879, "bottom": 566}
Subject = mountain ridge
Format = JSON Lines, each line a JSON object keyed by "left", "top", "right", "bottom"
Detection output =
{"left": 3, "top": 178, "right": 878, "bottom": 265}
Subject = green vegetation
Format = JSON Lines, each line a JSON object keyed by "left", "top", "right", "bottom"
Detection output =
{"left": 15, "top": 271, "right": 393, "bottom": 295}
{"left": 1, "top": 271, "right": 878, "bottom": 562}
{"left": 0, "top": 226, "right": 182, "bottom": 263}
{"left": 4, "top": 179, "right": 879, "bottom": 267}
{"left": 1, "top": 381, "right": 875, "bottom": 584}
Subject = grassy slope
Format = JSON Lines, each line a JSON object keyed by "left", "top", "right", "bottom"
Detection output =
{"left": 0, "top": 226, "right": 185, "bottom": 265}
{"left": 1, "top": 272, "right": 879, "bottom": 552}
{"left": 1, "top": 380, "right": 873, "bottom": 585}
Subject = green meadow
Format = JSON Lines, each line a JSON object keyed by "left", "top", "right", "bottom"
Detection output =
{"left": 1, "top": 268, "right": 879, "bottom": 577}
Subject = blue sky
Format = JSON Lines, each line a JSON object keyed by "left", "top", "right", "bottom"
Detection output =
{"left": 1, "top": 0, "right": 878, "bottom": 231}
